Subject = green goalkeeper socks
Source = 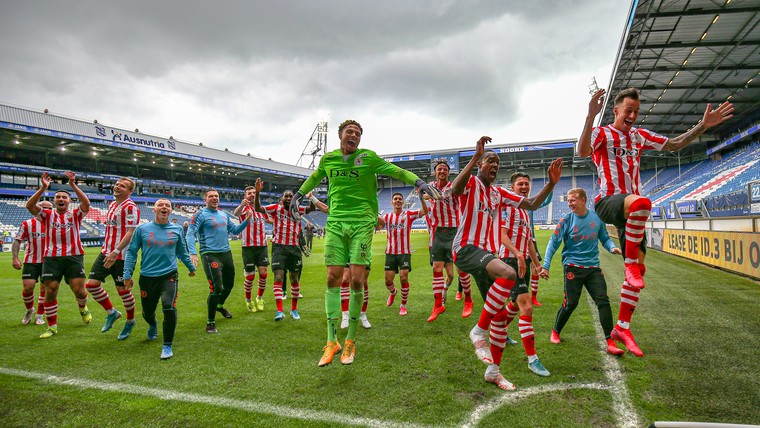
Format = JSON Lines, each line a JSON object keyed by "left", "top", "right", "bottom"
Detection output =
{"left": 326, "top": 287, "right": 341, "bottom": 342}
{"left": 346, "top": 288, "right": 363, "bottom": 340}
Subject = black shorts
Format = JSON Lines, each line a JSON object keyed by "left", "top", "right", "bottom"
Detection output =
{"left": 22, "top": 263, "right": 43, "bottom": 282}
{"left": 430, "top": 227, "right": 456, "bottom": 263}
{"left": 595, "top": 194, "right": 647, "bottom": 257}
{"left": 242, "top": 246, "right": 269, "bottom": 271}
{"left": 502, "top": 257, "right": 530, "bottom": 301}
{"left": 454, "top": 245, "right": 498, "bottom": 299}
{"left": 88, "top": 252, "right": 125, "bottom": 286}
{"left": 271, "top": 243, "right": 302, "bottom": 273}
{"left": 384, "top": 253, "right": 412, "bottom": 273}
{"left": 41, "top": 255, "right": 86, "bottom": 284}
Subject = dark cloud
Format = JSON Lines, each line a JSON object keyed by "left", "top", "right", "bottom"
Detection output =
{"left": 0, "top": 0, "right": 625, "bottom": 159}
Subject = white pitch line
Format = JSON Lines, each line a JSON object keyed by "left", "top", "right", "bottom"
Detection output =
{"left": 586, "top": 293, "right": 641, "bottom": 428}
{"left": 0, "top": 367, "right": 433, "bottom": 428}
{"left": 462, "top": 382, "right": 611, "bottom": 428}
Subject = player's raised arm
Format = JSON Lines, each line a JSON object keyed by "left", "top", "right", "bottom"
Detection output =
{"left": 519, "top": 158, "right": 562, "bottom": 210}
{"left": 452, "top": 136, "right": 490, "bottom": 195}
{"left": 577, "top": 89, "right": 605, "bottom": 158}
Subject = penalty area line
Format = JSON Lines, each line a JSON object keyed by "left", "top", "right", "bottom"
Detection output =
{"left": 0, "top": 367, "right": 433, "bottom": 428}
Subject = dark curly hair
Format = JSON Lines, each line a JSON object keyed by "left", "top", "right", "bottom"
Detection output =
{"left": 338, "top": 119, "right": 363, "bottom": 135}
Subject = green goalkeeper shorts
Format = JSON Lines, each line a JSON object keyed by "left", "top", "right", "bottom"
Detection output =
{"left": 324, "top": 220, "right": 375, "bottom": 267}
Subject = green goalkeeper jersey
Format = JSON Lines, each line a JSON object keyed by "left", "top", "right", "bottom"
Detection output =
{"left": 298, "top": 148, "right": 421, "bottom": 224}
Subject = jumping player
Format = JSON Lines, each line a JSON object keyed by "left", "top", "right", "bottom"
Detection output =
{"left": 578, "top": 88, "right": 733, "bottom": 356}
{"left": 452, "top": 137, "right": 561, "bottom": 390}
{"left": 294, "top": 119, "right": 440, "bottom": 366}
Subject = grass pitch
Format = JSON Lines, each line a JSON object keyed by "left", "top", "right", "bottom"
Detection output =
{"left": 0, "top": 230, "right": 758, "bottom": 427}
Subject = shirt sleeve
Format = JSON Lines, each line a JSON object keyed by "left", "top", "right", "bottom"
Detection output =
{"left": 371, "top": 153, "right": 421, "bottom": 186}
{"left": 16, "top": 221, "right": 28, "bottom": 242}
{"left": 175, "top": 226, "right": 196, "bottom": 272}
{"left": 297, "top": 157, "right": 328, "bottom": 195}
{"left": 636, "top": 128, "right": 668, "bottom": 151}
{"left": 498, "top": 187, "right": 524, "bottom": 208}
{"left": 185, "top": 213, "right": 200, "bottom": 255}
{"left": 542, "top": 217, "right": 566, "bottom": 270}
{"left": 589, "top": 126, "right": 603, "bottom": 151}
{"left": 597, "top": 218, "right": 617, "bottom": 253}
{"left": 227, "top": 212, "right": 249, "bottom": 235}
{"left": 124, "top": 204, "right": 140, "bottom": 227}
{"left": 123, "top": 226, "right": 142, "bottom": 280}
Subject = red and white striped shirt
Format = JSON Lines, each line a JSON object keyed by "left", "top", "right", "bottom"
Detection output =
{"left": 589, "top": 125, "right": 667, "bottom": 202}
{"left": 382, "top": 209, "right": 422, "bottom": 255}
{"left": 102, "top": 198, "right": 140, "bottom": 259}
{"left": 499, "top": 206, "right": 533, "bottom": 258}
{"left": 239, "top": 206, "right": 269, "bottom": 247}
{"left": 427, "top": 180, "right": 460, "bottom": 228}
{"left": 453, "top": 175, "right": 524, "bottom": 256}
{"left": 16, "top": 218, "right": 46, "bottom": 264}
{"left": 264, "top": 204, "right": 305, "bottom": 246}
{"left": 39, "top": 208, "right": 85, "bottom": 257}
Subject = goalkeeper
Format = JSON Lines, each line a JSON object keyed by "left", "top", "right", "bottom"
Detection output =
{"left": 294, "top": 119, "right": 441, "bottom": 366}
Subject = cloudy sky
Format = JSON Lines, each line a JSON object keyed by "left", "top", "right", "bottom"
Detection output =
{"left": 1, "top": 1, "right": 631, "bottom": 165}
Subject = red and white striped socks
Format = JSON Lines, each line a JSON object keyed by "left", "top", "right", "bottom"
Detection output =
{"left": 86, "top": 282, "right": 114, "bottom": 312}
{"left": 477, "top": 278, "right": 514, "bottom": 330}
{"left": 432, "top": 271, "right": 445, "bottom": 308}
{"left": 118, "top": 289, "right": 135, "bottom": 320}
{"left": 625, "top": 198, "right": 651, "bottom": 266}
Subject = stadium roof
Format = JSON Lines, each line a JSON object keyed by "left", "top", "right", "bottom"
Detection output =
{"left": 601, "top": 0, "right": 760, "bottom": 140}
{"left": 0, "top": 103, "right": 312, "bottom": 189}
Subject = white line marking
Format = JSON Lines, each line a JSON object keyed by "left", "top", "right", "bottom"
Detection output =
{"left": 0, "top": 367, "right": 433, "bottom": 428}
{"left": 462, "top": 382, "right": 611, "bottom": 428}
{"left": 586, "top": 293, "right": 640, "bottom": 428}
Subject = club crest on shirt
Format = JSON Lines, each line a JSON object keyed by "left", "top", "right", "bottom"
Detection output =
{"left": 566, "top": 272, "right": 575, "bottom": 280}
{"left": 354, "top": 153, "right": 368, "bottom": 166}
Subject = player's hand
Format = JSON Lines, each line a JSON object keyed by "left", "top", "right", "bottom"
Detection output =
{"left": 65, "top": 171, "right": 76, "bottom": 185}
{"left": 701, "top": 101, "right": 734, "bottom": 129}
{"left": 40, "top": 172, "right": 51, "bottom": 189}
{"left": 12, "top": 257, "right": 22, "bottom": 270}
{"left": 611, "top": 247, "right": 622, "bottom": 255}
{"left": 415, "top": 180, "right": 441, "bottom": 201}
{"left": 123, "top": 279, "right": 134, "bottom": 291}
{"left": 289, "top": 192, "right": 304, "bottom": 220}
{"left": 588, "top": 89, "right": 605, "bottom": 117}
{"left": 255, "top": 177, "right": 264, "bottom": 193}
{"left": 531, "top": 262, "right": 542, "bottom": 274}
{"left": 103, "top": 250, "right": 118, "bottom": 268}
{"left": 240, "top": 199, "right": 250, "bottom": 208}
{"left": 539, "top": 268, "right": 549, "bottom": 280}
{"left": 547, "top": 158, "right": 563, "bottom": 184}
{"left": 189, "top": 271, "right": 196, "bottom": 277}
{"left": 474, "top": 136, "right": 491, "bottom": 159}
{"left": 190, "top": 254, "right": 199, "bottom": 268}
{"left": 517, "top": 255, "right": 526, "bottom": 278}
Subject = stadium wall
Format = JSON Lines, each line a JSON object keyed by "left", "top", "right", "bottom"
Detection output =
{"left": 645, "top": 217, "right": 760, "bottom": 280}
